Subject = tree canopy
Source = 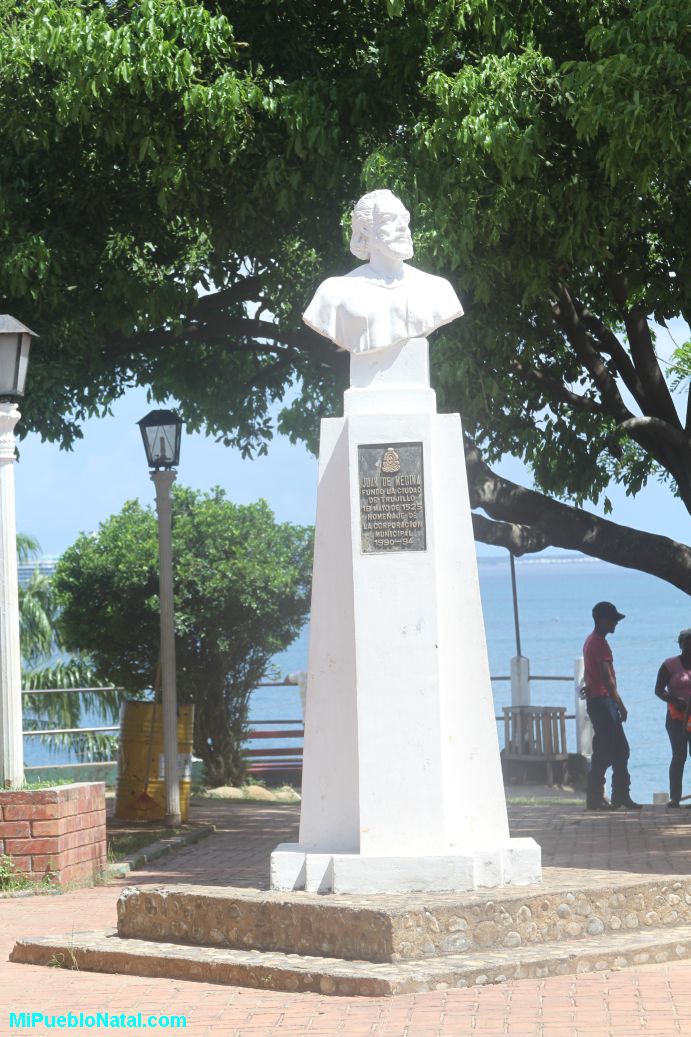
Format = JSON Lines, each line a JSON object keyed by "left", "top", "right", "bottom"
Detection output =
{"left": 2, "top": 0, "right": 690, "bottom": 586}
{"left": 54, "top": 487, "right": 312, "bottom": 784}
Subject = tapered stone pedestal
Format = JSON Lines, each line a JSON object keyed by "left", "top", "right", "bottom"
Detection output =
{"left": 271, "top": 340, "right": 540, "bottom": 894}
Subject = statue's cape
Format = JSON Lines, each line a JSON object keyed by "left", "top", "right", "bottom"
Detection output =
{"left": 302, "top": 263, "right": 463, "bottom": 353}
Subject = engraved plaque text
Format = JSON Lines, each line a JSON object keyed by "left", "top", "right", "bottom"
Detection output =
{"left": 358, "top": 442, "right": 426, "bottom": 553}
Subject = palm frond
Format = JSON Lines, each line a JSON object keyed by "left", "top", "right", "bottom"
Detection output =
{"left": 16, "top": 532, "right": 41, "bottom": 566}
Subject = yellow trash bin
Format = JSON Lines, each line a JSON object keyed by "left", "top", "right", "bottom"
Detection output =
{"left": 114, "top": 701, "right": 194, "bottom": 821}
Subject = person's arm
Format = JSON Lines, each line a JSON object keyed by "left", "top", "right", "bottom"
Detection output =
{"left": 654, "top": 664, "right": 686, "bottom": 709}
{"left": 599, "top": 659, "right": 628, "bottom": 721}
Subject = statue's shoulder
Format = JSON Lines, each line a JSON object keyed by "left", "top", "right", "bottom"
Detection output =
{"left": 309, "top": 273, "right": 356, "bottom": 303}
{"left": 403, "top": 263, "right": 453, "bottom": 288}
{"left": 404, "top": 263, "right": 463, "bottom": 309}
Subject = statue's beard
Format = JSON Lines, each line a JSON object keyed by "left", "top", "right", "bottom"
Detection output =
{"left": 377, "top": 237, "right": 414, "bottom": 261}
{"left": 392, "top": 240, "right": 414, "bottom": 260}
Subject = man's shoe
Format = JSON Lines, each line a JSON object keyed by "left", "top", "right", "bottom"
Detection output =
{"left": 668, "top": 800, "right": 680, "bottom": 809}
{"left": 611, "top": 796, "right": 643, "bottom": 810}
{"left": 586, "top": 799, "right": 615, "bottom": 810}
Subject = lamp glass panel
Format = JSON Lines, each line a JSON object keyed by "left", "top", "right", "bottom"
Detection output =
{"left": 0, "top": 333, "right": 20, "bottom": 395}
{"left": 144, "top": 423, "right": 177, "bottom": 466}
{"left": 15, "top": 334, "right": 31, "bottom": 395}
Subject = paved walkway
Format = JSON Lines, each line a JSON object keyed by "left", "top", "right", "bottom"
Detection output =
{"left": 4, "top": 798, "right": 691, "bottom": 1035}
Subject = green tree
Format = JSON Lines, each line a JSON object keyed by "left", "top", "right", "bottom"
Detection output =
{"left": 0, "top": 0, "right": 352, "bottom": 450}
{"left": 371, "top": 0, "right": 691, "bottom": 590}
{"left": 54, "top": 487, "right": 313, "bottom": 785}
{"left": 2, "top": 0, "right": 690, "bottom": 587}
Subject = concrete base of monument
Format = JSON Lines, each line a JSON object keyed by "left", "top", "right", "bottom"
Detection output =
{"left": 270, "top": 838, "right": 541, "bottom": 894}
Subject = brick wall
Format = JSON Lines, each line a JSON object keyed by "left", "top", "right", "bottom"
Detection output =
{"left": 0, "top": 782, "right": 106, "bottom": 887}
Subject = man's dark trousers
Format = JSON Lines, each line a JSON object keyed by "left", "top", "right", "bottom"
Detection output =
{"left": 586, "top": 695, "right": 632, "bottom": 805}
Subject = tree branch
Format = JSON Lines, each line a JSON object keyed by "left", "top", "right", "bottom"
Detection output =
{"left": 188, "top": 278, "right": 264, "bottom": 316}
{"left": 471, "top": 513, "right": 550, "bottom": 554}
{"left": 509, "top": 357, "right": 602, "bottom": 414}
{"left": 551, "top": 283, "right": 633, "bottom": 423}
{"left": 618, "top": 416, "right": 691, "bottom": 459}
{"left": 579, "top": 309, "right": 647, "bottom": 408}
{"left": 607, "top": 269, "right": 682, "bottom": 425}
{"left": 465, "top": 437, "right": 691, "bottom": 594}
{"left": 624, "top": 303, "right": 682, "bottom": 428}
{"left": 103, "top": 314, "right": 340, "bottom": 370}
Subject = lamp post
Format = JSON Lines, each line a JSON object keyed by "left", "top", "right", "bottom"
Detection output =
{"left": 0, "top": 315, "right": 36, "bottom": 787}
{"left": 138, "top": 409, "right": 183, "bottom": 826}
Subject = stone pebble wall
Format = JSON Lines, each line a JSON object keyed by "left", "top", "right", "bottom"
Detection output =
{"left": 0, "top": 782, "right": 106, "bottom": 886}
{"left": 118, "top": 879, "right": 691, "bottom": 966}
{"left": 387, "top": 880, "right": 691, "bottom": 959}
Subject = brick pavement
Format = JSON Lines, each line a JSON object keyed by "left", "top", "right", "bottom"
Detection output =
{"left": 4, "top": 799, "right": 691, "bottom": 1035}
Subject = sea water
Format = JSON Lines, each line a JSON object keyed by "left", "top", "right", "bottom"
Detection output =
{"left": 25, "top": 555, "right": 690, "bottom": 804}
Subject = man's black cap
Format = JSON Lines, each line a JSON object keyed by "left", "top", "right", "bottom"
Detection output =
{"left": 592, "top": 601, "right": 625, "bottom": 622}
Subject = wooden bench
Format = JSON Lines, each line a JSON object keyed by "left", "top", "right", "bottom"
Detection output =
{"left": 244, "top": 722, "right": 304, "bottom": 776}
{"left": 502, "top": 706, "right": 568, "bottom": 786}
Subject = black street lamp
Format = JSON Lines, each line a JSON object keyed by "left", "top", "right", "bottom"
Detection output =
{"left": 137, "top": 409, "right": 182, "bottom": 469}
{"left": 0, "top": 314, "right": 36, "bottom": 400}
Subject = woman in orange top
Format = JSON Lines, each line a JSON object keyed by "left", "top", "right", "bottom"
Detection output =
{"left": 654, "top": 629, "right": 691, "bottom": 807}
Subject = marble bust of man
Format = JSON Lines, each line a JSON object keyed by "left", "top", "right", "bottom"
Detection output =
{"left": 303, "top": 189, "right": 463, "bottom": 354}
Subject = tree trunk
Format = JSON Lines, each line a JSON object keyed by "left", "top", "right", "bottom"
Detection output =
{"left": 193, "top": 685, "right": 251, "bottom": 788}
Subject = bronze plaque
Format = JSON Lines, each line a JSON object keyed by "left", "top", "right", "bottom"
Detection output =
{"left": 358, "top": 443, "right": 426, "bottom": 553}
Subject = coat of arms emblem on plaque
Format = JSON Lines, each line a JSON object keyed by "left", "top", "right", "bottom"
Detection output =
{"left": 381, "top": 447, "right": 401, "bottom": 474}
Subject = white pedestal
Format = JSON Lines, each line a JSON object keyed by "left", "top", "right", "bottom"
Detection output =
{"left": 271, "top": 339, "right": 541, "bottom": 893}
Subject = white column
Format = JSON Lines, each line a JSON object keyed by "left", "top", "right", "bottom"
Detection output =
{"left": 151, "top": 470, "right": 181, "bottom": 826}
{"left": 510, "top": 655, "right": 531, "bottom": 707}
{"left": 0, "top": 403, "right": 23, "bottom": 787}
{"left": 574, "top": 655, "right": 592, "bottom": 757}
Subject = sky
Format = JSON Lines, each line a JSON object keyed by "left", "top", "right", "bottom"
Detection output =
{"left": 12, "top": 318, "right": 689, "bottom": 562}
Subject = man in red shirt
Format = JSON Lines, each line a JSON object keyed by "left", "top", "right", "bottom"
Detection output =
{"left": 583, "top": 601, "right": 641, "bottom": 810}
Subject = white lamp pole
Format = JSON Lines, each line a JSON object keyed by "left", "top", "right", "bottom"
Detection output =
{"left": 0, "top": 403, "right": 23, "bottom": 787}
{"left": 138, "top": 410, "right": 183, "bottom": 827}
{"left": 152, "top": 468, "right": 180, "bottom": 826}
{"left": 0, "top": 315, "right": 36, "bottom": 788}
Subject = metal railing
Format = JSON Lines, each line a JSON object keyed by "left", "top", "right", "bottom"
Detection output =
{"left": 21, "top": 683, "right": 306, "bottom": 776}
{"left": 21, "top": 669, "right": 582, "bottom": 779}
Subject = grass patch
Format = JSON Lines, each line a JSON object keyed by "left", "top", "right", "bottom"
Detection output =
{"left": 0, "top": 853, "right": 32, "bottom": 892}
{"left": 1, "top": 779, "right": 75, "bottom": 791}
{"left": 0, "top": 853, "right": 56, "bottom": 894}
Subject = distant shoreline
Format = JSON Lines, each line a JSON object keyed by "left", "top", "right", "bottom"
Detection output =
{"left": 477, "top": 553, "right": 603, "bottom": 568}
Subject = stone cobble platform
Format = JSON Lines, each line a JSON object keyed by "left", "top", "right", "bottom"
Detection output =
{"left": 7, "top": 798, "right": 691, "bottom": 1032}
{"left": 13, "top": 799, "right": 691, "bottom": 995}
{"left": 13, "top": 921, "right": 691, "bottom": 995}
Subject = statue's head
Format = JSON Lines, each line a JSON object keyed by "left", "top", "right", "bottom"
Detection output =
{"left": 350, "top": 189, "right": 414, "bottom": 263}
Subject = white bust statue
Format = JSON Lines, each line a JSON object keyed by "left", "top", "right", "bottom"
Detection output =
{"left": 303, "top": 189, "right": 463, "bottom": 354}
